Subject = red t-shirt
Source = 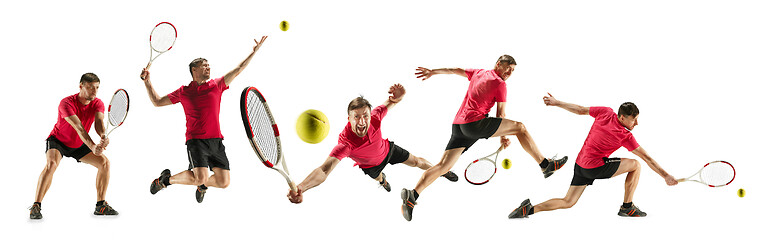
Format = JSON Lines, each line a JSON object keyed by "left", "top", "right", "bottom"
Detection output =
{"left": 576, "top": 107, "right": 640, "bottom": 169}
{"left": 452, "top": 69, "right": 507, "bottom": 124}
{"left": 168, "top": 77, "right": 228, "bottom": 141}
{"left": 48, "top": 93, "right": 105, "bottom": 148}
{"left": 329, "top": 105, "right": 391, "bottom": 168}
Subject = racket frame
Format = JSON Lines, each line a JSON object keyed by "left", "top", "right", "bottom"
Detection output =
{"left": 146, "top": 22, "right": 177, "bottom": 70}
{"left": 464, "top": 145, "right": 504, "bottom": 185}
{"left": 677, "top": 160, "right": 735, "bottom": 187}
{"left": 104, "top": 89, "right": 130, "bottom": 137}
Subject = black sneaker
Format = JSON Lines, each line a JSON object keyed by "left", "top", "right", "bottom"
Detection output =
{"left": 150, "top": 169, "right": 171, "bottom": 194}
{"left": 400, "top": 188, "right": 417, "bottom": 221}
{"left": 94, "top": 201, "right": 119, "bottom": 216}
{"left": 542, "top": 156, "right": 568, "bottom": 178}
{"left": 441, "top": 171, "right": 459, "bottom": 182}
{"left": 29, "top": 203, "right": 42, "bottom": 220}
{"left": 618, "top": 204, "right": 647, "bottom": 217}
{"left": 379, "top": 173, "right": 391, "bottom": 192}
{"left": 196, "top": 185, "right": 207, "bottom": 203}
{"left": 508, "top": 199, "right": 533, "bottom": 219}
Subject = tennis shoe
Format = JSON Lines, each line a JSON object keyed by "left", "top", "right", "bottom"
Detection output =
{"left": 94, "top": 201, "right": 119, "bottom": 216}
{"left": 379, "top": 173, "right": 391, "bottom": 192}
{"left": 150, "top": 169, "right": 171, "bottom": 194}
{"left": 401, "top": 188, "right": 417, "bottom": 221}
{"left": 441, "top": 171, "right": 459, "bottom": 182}
{"left": 29, "top": 203, "right": 42, "bottom": 220}
{"left": 508, "top": 199, "right": 533, "bottom": 219}
{"left": 196, "top": 185, "right": 207, "bottom": 203}
{"left": 618, "top": 204, "right": 647, "bottom": 217}
{"left": 542, "top": 156, "right": 568, "bottom": 178}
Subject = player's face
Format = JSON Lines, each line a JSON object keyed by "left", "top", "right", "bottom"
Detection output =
{"left": 495, "top": 64, "right": 516, "bottom": 80}
{"left": 619, "top": 114, "right": 639, "bottom": 130}
{"left": 348, "top": 106, "right": 371, "bottom": 137}
{"left": 192, "top": 61, "right": 211, "bottom": 80}
{"left": 79, "top": 81, "right": 99, "bottom": 101}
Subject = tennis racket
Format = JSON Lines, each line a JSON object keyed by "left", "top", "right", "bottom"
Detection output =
{"left": 677, "top": 161, "right": 735, "bottom": 187}
{"left": 240, "top": 86, "right": 297, "bottom": 192}
{"left": 464, "top": 145, "right": 504, "bottom": 185}
{"left": 104, "top": 89, "right": 129, "bottom": 137}
{"left": 145, "top": 22, "right": 177, "bottom": 70}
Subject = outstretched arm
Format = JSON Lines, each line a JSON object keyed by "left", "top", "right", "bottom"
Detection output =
{"left": 139, "top": 68, "right": 173, "bottom": 107}
{"left": 287, "top": 156, "right": 340, "bottom": 203}
{"left": 383, "top": 84, "right": 406, "bottom": 110}
{"left": 415, "top": 67, "right": 466, "bottom": 81}
{"left": 631, "top": 146, "right": 678, "bottom": 186}
{"left": 224, "top": 36, "right": 268, "bottom": 86}
{"left": 543, "top": 93, "right": 589, "bottom": 115}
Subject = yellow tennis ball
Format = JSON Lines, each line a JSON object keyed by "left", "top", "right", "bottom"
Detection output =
{"left": 279, "top": 21, "right": 289, "bottom": 31}
{"left": 502, "top": 158, "right": 512, "bottom": 169}
{"left": 737, "top": 188, "right": 745, "bottom": 198}
{"left": 296, "top": 109, "right": 329, "bottom": 144}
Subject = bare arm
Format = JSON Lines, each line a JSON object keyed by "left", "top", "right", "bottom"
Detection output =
{"left": 543, "top": 93, "right": 590, "bottom": 115}
{"left": 224, "top": 36, "right": 268, "bottom": 86}
{"left": 287, "top": 156, "right": 340, "bottom": 203}
{"left": 64, "top": 115, "right": 102, "bottom": 156}
{"left": 631, "top": 146, "right": 678, "bottom": 186}
{"left": 94, "top": 112, "right": 109, "bottom": 148}
{"left": 495, "top": 102, "right": 506, "bottom": 119}
{"left": 139, "top": 68, "right": 173, "bottom": 107}
{"left": 383, "top": 84, "right": 406, "bottom": 111}
{"left": 415, "top": 67, "right": 467, "bottom": 80}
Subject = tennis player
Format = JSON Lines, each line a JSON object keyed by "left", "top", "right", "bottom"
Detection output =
{"left": 30, "top": 73, "right": 117, "bottom": 219}
{"left": 142, "top": 36, "right": 267, "bottom": 203}
{"left": 508, "top": 93, "right": 678, "bottom": 218}
{"left": 401, "top": 55, "right": 568, "bottom": 221}
{"left": 287, "top": 84, "right": 458, "bottom": 204}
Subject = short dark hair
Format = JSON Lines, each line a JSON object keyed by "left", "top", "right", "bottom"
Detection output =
{"left": 496, "top": 54, "right": 517, "bottom": 66}
{"left": 347, "top": 96, "right": 372, "bottom": 114}
{"left": 188, "top": 58, "right": 207, "bottom": 77}
{"left": 618, "top": 102, "right": 639, "bottom": 117}
{"left": 80, "top": 73, "right": 100, "bottom": 84}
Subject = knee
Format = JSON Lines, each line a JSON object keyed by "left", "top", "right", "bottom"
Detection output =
{"left": 514, "top": 121, "right": 527, "bottom": 134}
{"left": 99, "top": 157, "right": 110, "bottom": 171}
{"left": 217, "top": 178, "right": 231, "bottom": 189}
{"left": 565, "top": 198, "right": 579, "bottom": 208}
{"left": 193, "top": 177, "right": 207, "bottom": 186}
{"left": 630, "top": 159, "right": 641, "bottom": 170}
{"left": 44, "top": 160, "right": 60, "bottom": 172}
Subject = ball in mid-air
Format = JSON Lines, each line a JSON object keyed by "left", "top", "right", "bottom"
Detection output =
{"left": 502, "top": 158, "right": 512, "bottom": 169}
{"left": 296, "top": 109, "right": 329, "bottom": 144}
{"left": 737, "top": 188, "right": 745, "bottom": 198}
{"left": 280, "top": 20, "right": 289, "bottom": 31}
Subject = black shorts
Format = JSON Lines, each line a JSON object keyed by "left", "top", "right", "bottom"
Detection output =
{"left": 361, "top": 141, "right": 411, "bottom": 179}
{"left": 445, "top": 117, "right": 502, "bottom": 153}
{"left": 186, "top": 138, "right": 230, "bottom": 171}
{"left": 570, "top": 157, "right": 622, "bottom": 186}
{"left": 45, "top": 136, "right": 91, "bottom": 162}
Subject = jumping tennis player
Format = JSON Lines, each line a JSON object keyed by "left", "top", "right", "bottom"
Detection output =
{"left": 401, "top": 55, "right": 568, "bottom": 221}
{"left": 30, "top": 73, "right": 118, "bottom": 219}
{"left": 508, "top": 93, "right": 677, "bottom": 218}
{"left": 142, "top": 36, "right": 267, "bottom": 203}
{"left": 287, "top": 84, "right": 458, "bottom": 204}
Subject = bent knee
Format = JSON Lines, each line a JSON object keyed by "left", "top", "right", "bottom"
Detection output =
{"left": 217, "top": 179, "right": 231, "bottom": 189}
{"left": 514, "top": 121, "right": 527, "bottom": 133}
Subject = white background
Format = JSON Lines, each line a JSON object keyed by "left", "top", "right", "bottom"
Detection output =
{"left": 1, "top": 0, "right": 754, "bottom": 239}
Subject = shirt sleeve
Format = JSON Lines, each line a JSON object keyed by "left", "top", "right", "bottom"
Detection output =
{"left": 167, "top": 87, "right": 183, "bottom": 104}
{"left": 329, "top": 143, "right": 352, "bottom": 160}
{"left": 372, "top": 105, "right": 388, "bottom": 121}
{"left": 95, "top": 99, "right": 105, "bottom": 113}
{"left": 58, "top": 97, "right": 77, "bottom": 118}
{"left": 215, "top": 77, "right": 229, "bottom": 91}
{"left": 493, "top": 81, "right": 507, "bottom": 102}
{"left": 622, "top": 134, "right": 641, "bottom": 151}
{"left": 464, "top": 69, "right": 479, "bottom": 81}
{"left": 589, "top": 106, "right": 613, "bottom": 118}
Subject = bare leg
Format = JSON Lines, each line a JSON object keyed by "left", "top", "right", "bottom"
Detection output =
{"left": 402, "top": 154, "right": 433, "bottom": 170}
{"left": 169, "top": 167, "right": 209, "bottom": 186}
{"left": 491, "top": 119, "right": 545, "bottom": 166}
{"left": 414, "top": 147, "right": 465, "bottom": 194}
{"left": 612, "top": 158, "right": 641, "bottom": 203}
{"left": 533, "top": 185, "right": 587, "bottom": 214}
{"left": 204, "top": 168, "right": 231, "bottom": 189}
{"left": 79, "top": 153, "right": 111, "bottom": 201}
{"left": 34, "top": 149, "right": 63, "bottom": 203}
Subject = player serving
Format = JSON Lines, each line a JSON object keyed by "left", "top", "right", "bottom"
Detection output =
{"left": 30, "top": 73, "right": 118, "bottom": 219}
{"left": 508, "top": 94, "right": 677, "bottom": 218}
{"left": 401, "top": 55, "right": 568, "bottom": 221}
{"left": 287, "top": 84, "right": 458, "bottom": 204}
{"left": 142, "top": 36, "right": 267, "bottom": 203}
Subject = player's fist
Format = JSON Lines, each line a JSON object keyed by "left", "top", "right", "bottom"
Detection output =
{"left": 287, "top": 188, "right": 303, "bottom": 204}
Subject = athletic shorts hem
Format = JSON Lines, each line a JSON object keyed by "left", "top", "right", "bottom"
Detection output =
{"left": 361, "top": 141, "right": 410, "bottom": 179}
{"left": 570, "top": 157, "right": 621, "bottom": 186}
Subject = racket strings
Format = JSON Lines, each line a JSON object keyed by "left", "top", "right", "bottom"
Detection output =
{"left": 465, "top": 158, "right": 496, "bottom": 184}
{"left": 150, "top": 23, "right": 176, "bottom": 52}
{"left": 108, "top": 90, "right": 129, "bottom": 126}
{"left": 246, "top": 93, "right": 279, "bottom": 165}
{"left": 700, "top": 162, "right": 735, "bottom": 186}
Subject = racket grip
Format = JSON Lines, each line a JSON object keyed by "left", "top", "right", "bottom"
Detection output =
{"left": 145, "top": 61, "right": 152, "bottom": 70}
{"left": 287, "top": 180, "right": 298, "bottom": 192}
{"left": 676, "top": 178, "right": 685, "bottom": 182}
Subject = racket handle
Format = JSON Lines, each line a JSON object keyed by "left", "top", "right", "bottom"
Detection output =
{"left": 676, "top": 178, "right": 685, "bottom": 182}
{"left": 288, "top": 180, "right": 298, "bottom": 192}
{"left": 145, "top": 61, "right": 152, "bottom": 70}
